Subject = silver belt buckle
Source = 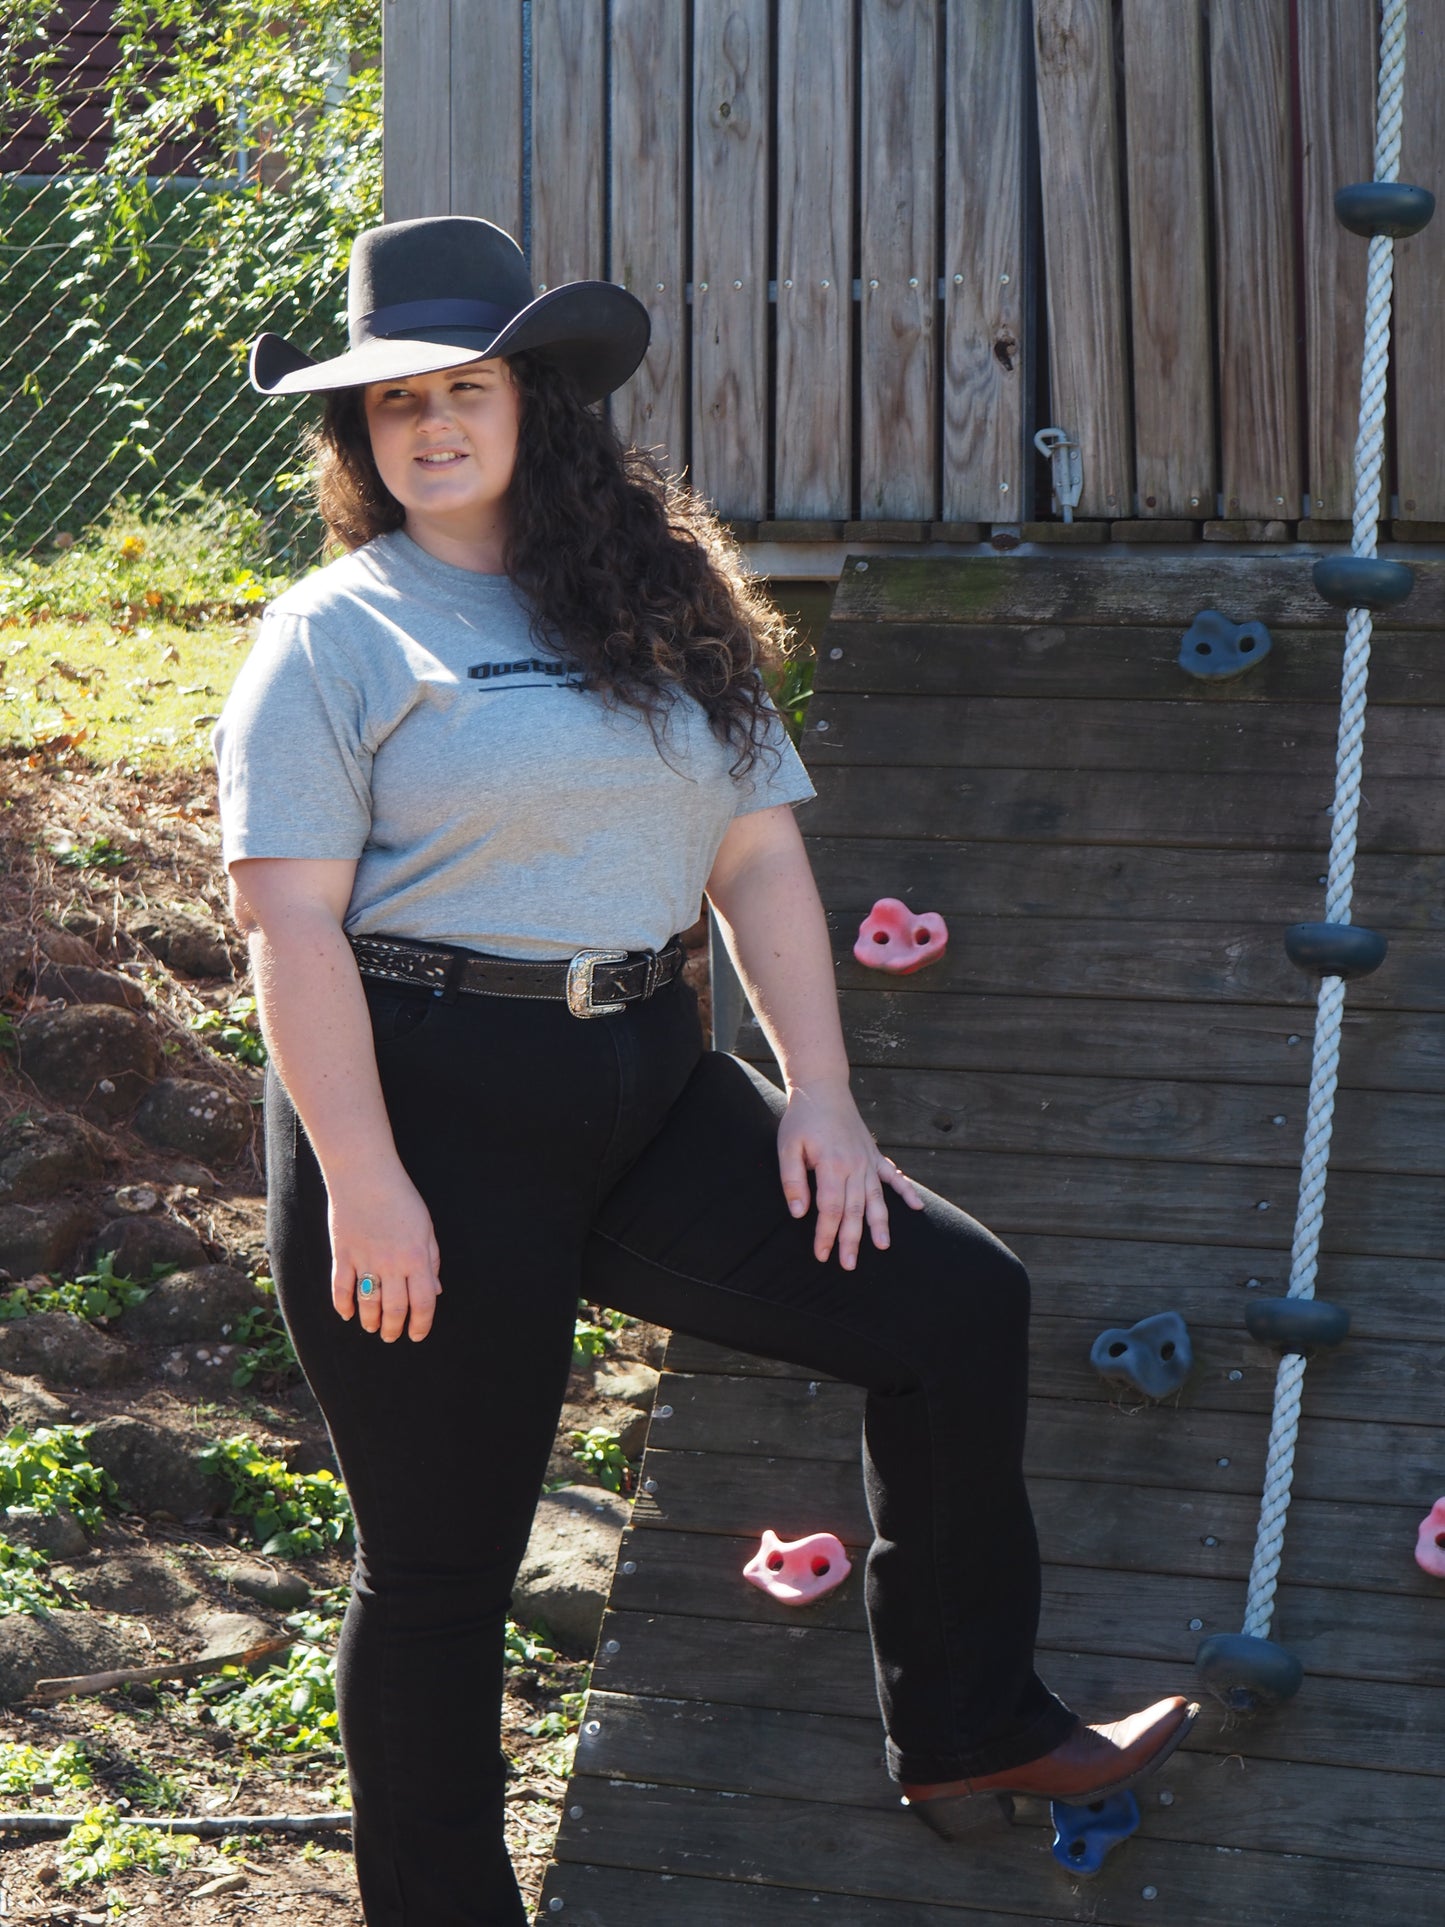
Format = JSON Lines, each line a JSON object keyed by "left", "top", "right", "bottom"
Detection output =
{"left": 566, "top": 948, "right": 629, "bottom": 1018}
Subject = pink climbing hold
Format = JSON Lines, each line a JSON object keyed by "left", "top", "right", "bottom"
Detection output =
{"left": 854, "top": 898, "right": 948, "bottom": 974}
{"left": 1414, "top": 1497, "right": 1445, "bottom": 1578}
{"left": 743, "top": 1528, "right": 852, "bottom": 1605}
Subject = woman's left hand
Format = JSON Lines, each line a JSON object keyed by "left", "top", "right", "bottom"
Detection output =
{"left": 778, "top": 1078, "right": 924, "bottom": 1269}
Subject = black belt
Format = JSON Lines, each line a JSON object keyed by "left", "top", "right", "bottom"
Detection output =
{"left": 348, "top": 932, "right": 686, "bottom": 1019}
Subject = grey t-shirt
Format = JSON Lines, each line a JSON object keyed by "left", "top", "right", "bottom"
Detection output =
{"left": 212, "top": 528, "right": 815, "bottom": 960}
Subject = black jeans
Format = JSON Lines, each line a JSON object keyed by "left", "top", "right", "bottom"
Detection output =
{"left": 264, "top": 964, "right": 1076, "bottom": 1926}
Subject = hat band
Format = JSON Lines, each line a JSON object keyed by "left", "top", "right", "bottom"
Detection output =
{"left": 360, "top": 297, "right": 515, "bottom": 339}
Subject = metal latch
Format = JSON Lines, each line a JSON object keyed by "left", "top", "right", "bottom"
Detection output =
{"left": 1033, "top": 426, "right": 1083, "bottom": 523}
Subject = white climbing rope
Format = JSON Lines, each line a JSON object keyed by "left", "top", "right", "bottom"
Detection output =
{"left": 1240, "top": 0, "right": 1408, "bottom": 1642}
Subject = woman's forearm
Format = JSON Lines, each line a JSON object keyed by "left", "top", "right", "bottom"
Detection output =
{"left": 706, "top": 813, "right": 850, "bottom": 1093}
{"left": 248, "top": 910, "right": 405, "bottom": 1187}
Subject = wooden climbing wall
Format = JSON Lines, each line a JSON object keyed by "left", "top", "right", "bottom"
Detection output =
{"left": 540, "top": 554, "right": 1445, "bottom": 1923}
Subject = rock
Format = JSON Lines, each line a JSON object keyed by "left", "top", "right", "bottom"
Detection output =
{"left": 511, "top": 1485, "right": 631, "bottom": 1653}
{"left": 126, "top": 904, "right": 233, "bottom": 980}
{"left": 168, "top": 1163, "right": 218, "bottom": 1195}
{"left": 117, "top": 1263, "right": 260, "bottom": 1345}
{"left": 190, "top": 1610, "right": 274, "bottom": 1662}
{"left": 131, "top": 1079, "right": 252, "bottom": 1165}
{"left": 0, "top": 1373, "right": 69, "bottom": 1428}
{"left": 65, "top": 1550, "right": 202, "bottom": 1615}
{"left": 0, "top": 931, "right": 31, "bottom": 999}
{"left": 15, "top": 1005, "right": 162, "bottom": 1123}
{"left": 0, "top": 1112, "right": 118, "bottom": 1205}
{"left": 224, "top": 1562, "right": 311, "bottom": 1611}
{"left": 88, "top": 1213, "right": 208, "bottom": 1280}
{"left": 32, "top": 963, "right": 147, "bottom": 1011}
{"left": 39, "top": 928, "right": 105, "bottom": 969}
{"left": 593, "top": 1359, "right": 661, "bottom": 1411}
{"left": 0, "top": 1608, "right": 148, "bottom": 1703}
{"left": 1, "top": 1505, "right": 88, "bottom": 1560}
{"left": 0, "top": 1311, "right": 138, "bottom": 1390}
{"left": 0, "top": 1198, "right": 104, "bottom": 1281}
{"left": 83, "top": 1415, "right": 225, "bottom": 1519}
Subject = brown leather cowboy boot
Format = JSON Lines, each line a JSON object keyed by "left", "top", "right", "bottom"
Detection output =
{"left": 899, "top": 1695, "right": 1200, "bottom": 1840}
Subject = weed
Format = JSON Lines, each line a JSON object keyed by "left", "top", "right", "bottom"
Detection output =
{"left": 193, "top": 1605, "right": 342, "bottom": 1755}
{"left": 0, "top": 1251, "right": 165, "bottom": 1326}
{"left": 0, "top": 1426, "right": 118, "bottom": 1532}
{"left": 503, "top": 1621, "right": 558, "bottom": 1672}
{"left": 55, "top": 1800, "right": 197, "bottom": 1889}
{"left": 0, "top": 1013, "right": 14, "bottom": 1055}
{"left": 569, "top": 1426, "right": 633, "bottom": 1495}
{"left": 0, "top": 1738, "right": 94, "bottom": 1797}
{"left": 119, "top": 1763, "right": 185, "bottom": 1812}
{"left": 228, "top": 1281, "right": 300, "bottom": 1389}
{"left": 190, "top": 992, "right": 268, "bottom": 1067}
{"left": 49, "top": 833, "right": 128, "bottom": 871}
{"left": 0, "top": 1536, "right": 66, "bottom": 1616}
{"left": 199, "top": 1436, "right": 353, "bottom": 1556}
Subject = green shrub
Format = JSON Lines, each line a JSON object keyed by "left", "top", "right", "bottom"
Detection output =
{"left": 0, "top": 1738, "right": 95, "bottom": 1796}
{"left": 0, "top": 1426, "right": 117, "bottom": 1531}
{"left": 190, "top": 992, "right": 268, "bottom": 1068}
{"left": 0, "top": 1251, "right": 164, "bottom": 1326}
{"left": 199, "top": 1435, "right": 352, "bottom": 1556}
{"left": 56, "top": 1801, "right": 196, "bottom": 1889}
{"left": 193, "top": 1605, "right": 341, "bottom": 1754}
{"left": 0, "top": 1537, "right": 65, "bottom": 1616}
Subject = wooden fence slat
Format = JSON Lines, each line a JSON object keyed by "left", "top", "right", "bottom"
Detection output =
{"left": 610, "top": 0, "right": 688, "bottom": 472}
{"left": 381, "top": 0, "right": 451, "bottom": 222}
{"left": 1032, "top": 0, "right": 1132, "bottom": 518}
{"left": 1121, "top": 0, "right": 1213, "bottom": 517}
{"left": 775, "top": 0, "right": 854, "bottom": 518}
{"left": 530, "top": 0, "right": 606, "bottom": 290}
{"left": 942, "top": 0, "right": 1030, "bottom": 520}
{"left": 859, "top": 0, "right": 938, "bottom": 520}
{"left": 1395, "top": 1, "right": 1445, "bottom": 521}
{"left": 1298, "top": 0, "right": 1376, "bottom": 522}
{"left": 692, "top": 0, "right": 770, "bottom": 515}
{"left": 447, "top": 0, "right": 522, "bottom": 229}
{"left": 1208, "top": 0, "right": 1300, "bottom": 519}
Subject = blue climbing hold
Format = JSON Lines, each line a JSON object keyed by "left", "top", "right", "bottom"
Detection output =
{"left": 1090, "top": 1312, "right": 1193, "bottom": 1399}
{"left": 1312, "top": 556, "right": 1415, "bottom": 610}
{"left": 1334, "top": 182, "right": 1435, "bottom": 238}
{"left": 1049, "top": 1790, "right": 1140, "bottom": 1877}
{"left": 1177, "top": 610, "right": 1272, "bottom": 680}
{"left": 1245, "top": 1297, "right": 1351, "bottom": 1352}
{"left": 1284, "top": 922, "right": 1388, "bottom": 979}
{"left": 1194, "top": 1632, "right": 1303, "bottom": 1711}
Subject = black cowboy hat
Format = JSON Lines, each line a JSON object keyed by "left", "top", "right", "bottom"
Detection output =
{"left": 248, "top": 215, "right": 650, "bottom": 404}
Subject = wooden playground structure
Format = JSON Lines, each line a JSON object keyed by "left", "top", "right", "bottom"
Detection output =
{"left": 381, "top": 3, "right": 1445, "bottom": 1919}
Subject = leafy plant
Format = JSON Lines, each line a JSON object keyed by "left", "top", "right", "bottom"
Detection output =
{"left": 55, "top": 1800, "right": 197, "bottom": 1889}
{"left": 228, "top": 1280, "right": 299, "bottom": 1388}
{"left": 49, "top": 833, "right": 128, "bottom": 871}
{"left": 503, "top": 1621, "right": 558, "bottom": 1672}
{"left": 0, "top": 1738, "right": 95, "bottom": 1796}
{"left": 199, "top": 1435, "right": 352, "bottom": 1556}
{"left": 0, "top": 1013, "right": 15, "bottom": 1055}
{"left": 190, "top": 992, "right": 267, "bottom": 1068}
{"left": 569, "top": 1426, "right": 633, "bottom": 1495}
{"left": 0, "top": 1426, "right": 118, "bottom": 1532}
{"left": 193, "top": 1606, "right": 341, "bottom": 1754}
{"left": 0, "top": 1250, "right": 163, "bottom": 1326}
{"left": 0, "top": 1536, "right": 65, "bottom": 1616}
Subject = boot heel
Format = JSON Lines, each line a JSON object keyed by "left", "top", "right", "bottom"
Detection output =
{"left": 906, "top": 1790, "right": 1016, "bottom": 1841}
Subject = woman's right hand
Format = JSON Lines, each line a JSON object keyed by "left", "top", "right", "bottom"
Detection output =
{"left": 326, "top": 1164, "right": 443, "bottom": 1342}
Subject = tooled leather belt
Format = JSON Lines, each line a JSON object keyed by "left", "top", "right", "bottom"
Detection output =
{"left": 347, "top": 932, "right": 686, "bottom": 1019}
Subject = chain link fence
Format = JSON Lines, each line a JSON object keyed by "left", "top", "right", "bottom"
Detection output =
{"left": 0, "top": 0, "right": 379, "bottom": 574}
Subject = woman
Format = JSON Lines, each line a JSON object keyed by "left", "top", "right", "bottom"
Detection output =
{"left": 214, "top": 215, "right": 1196, "bottom": 1927}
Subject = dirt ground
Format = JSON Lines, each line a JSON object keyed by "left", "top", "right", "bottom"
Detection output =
{"left": 0, "top": 746, "right": 683, "bottom": 1922}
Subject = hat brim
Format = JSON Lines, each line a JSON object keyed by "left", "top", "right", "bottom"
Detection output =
{"left": 250, "top": 281, "right": 651, "bottom": 405}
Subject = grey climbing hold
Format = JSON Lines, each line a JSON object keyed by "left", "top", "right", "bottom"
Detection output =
{"left": 1284, "top": 922, "right": 1388, "bottom": 979}
{"left": 1194, "top": 1631, "right": 1303, "bottom": 1711}
{"left": 1178, "top": 610, "right": 1272, "bottom": 681}
{"left": 1334, "top": 181, "right": 1435, "bottom": 237}
{"left": 1312, "top": 555, "right": 1414, "bottom": 610}
{"left": 1245, "top": 1297, "right": 1351, "bottom": 1353}
{"left": 1090, "top": 1311, "right": 1193, "bottom": 1399}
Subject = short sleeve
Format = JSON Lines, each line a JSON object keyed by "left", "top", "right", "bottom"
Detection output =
{"left": 212, "top": 611, "right": 373, "bottom": 865}
{"left": 729, "top": 694, "right": 817, "bottom": 818}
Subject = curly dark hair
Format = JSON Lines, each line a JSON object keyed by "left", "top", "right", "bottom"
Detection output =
{"left": 299, "top": 352, "right": 793, "bottom": 772}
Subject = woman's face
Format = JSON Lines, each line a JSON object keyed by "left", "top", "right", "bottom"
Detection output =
{"left": 361, "top": 356, "right": 522, "bottom": 536}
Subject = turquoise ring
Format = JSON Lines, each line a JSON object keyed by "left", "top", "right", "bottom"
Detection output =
{"left": 359, "top": 1275, "right": 376, "bottom": 1297}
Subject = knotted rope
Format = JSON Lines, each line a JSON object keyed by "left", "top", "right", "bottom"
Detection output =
{"left": 1240, "top": 0, "right": 1408, "bottom": 1641}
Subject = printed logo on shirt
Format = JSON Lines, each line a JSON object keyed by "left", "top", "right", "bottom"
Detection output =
{"left": 467, "top": 657, "right": 587, "bottom": 690}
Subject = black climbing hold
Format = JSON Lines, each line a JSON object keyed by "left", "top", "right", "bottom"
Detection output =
{"left": 1178, "top": 610, "right": 1272, "bottom": 681}
{"left": 1284, "top": 922, "right": 1388, "bottom": 979}
{"left": 1244, "top": 1297, "right": 1351, "bottom": 1353}
{"left": 1194, "top": 1632, "right": 1303, "bottom": 1711}
{"left": 1311, "top": 556, "right": 1415, "bottom": 610}
{"left": 1090, "top": 1311, "right": 1193, "bottom": 1400}
{"left": 1334, "top": 182, "right": 1436, "bottom": 238}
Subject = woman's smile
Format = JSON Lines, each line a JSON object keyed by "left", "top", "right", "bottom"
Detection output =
{"left": 363, "top": 355, "right": 521, "bottom": 571}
